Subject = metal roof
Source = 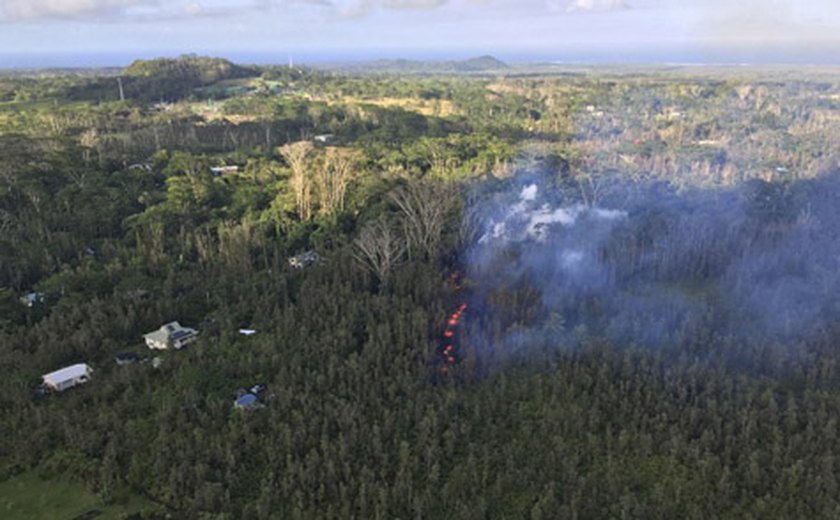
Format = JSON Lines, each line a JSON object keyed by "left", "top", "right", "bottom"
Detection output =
{"left": 42, "top": 363, "right": 92, "bottom": 384}
{"left": 170, "top": 330, "right": 194, "bottom": 341}
{"left": 235, "top": 394, "right": 258, "bottom": 406}
{"left": 144, "top": 321, "right": 197, "bottom": 344}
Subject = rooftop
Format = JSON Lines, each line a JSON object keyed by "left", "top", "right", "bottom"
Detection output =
{"left": 115, "top": 353, "right": 138, "bottom": 364}
{"left": 235, "top": 394, "right": 258, "bottom": 407}
{"left": 43, "top": 363, "right": 91, "bottom": 383}
{"left": 144, "top": 321, "right": 197, "bottom": 343}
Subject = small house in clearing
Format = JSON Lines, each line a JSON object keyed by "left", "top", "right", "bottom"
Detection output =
{"left": 115, "top": 352, "right": 138, "bottom": 366}
{"left": 128, "top": 163, "right": 153, "bottom": 172}
{"left": 143, "top": 321, "right": 198, "bottom": 350}
{"left": 234, "top": 393, "right": 260, "bottom": 410}
{"left": 42, "top": 363, "right": 93, "bottom": 392}
{"left": 20, "top": 292, "right": 45, "bottom": 307}
{"left": 233, "top": 393, "right": 265, "bottom": 410}
{"left": 313, "top": 134, "right": 336, "bottom": 145}
{"left": 210, "top": 166, "right": 239, "bottom": 176}
{"left": 288, "top": 251, "right": 319, "bottom": 269}
{"left": 233, "top": 384, "right": 266, "bottom": 410}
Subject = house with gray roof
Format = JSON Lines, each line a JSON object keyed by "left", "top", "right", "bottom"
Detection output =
{"left": 143, "top": 321, "right": 198, "bottom": 350}
{"left": 288, "top": 250, "right": 319, "bottom": 269}
{"left": 234, "top": 393, "right": 261, "bottom": 410}
{"left": 42, "top": 363, "right": 93, "bottom": 392}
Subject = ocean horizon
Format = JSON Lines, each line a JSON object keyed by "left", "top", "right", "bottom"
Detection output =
{"left": 1, "top": 47, "right": 838, "bottom": 70}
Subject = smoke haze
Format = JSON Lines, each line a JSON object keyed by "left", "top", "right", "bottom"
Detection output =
{"left": 461, "top": 169, "right": 840, "bottom": 366}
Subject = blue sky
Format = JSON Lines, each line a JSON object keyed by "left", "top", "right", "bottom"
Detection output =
{"left": 0, "top": 0, "right": 838, "bottom": 65}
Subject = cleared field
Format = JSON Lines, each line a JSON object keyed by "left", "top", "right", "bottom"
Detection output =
{"left": 339, "top": 96, "right": 459, "bottom": 117}
{"left": 0, "top": 472, "right": 156, "bottom": 520}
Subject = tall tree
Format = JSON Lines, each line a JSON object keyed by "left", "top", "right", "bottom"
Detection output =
{"left": 278, "top": 141, "right": 315, "bottom": 220}
{"left": 314, "top": 147, "right": 360, "bottom": 217}
{"left": 353, "top": 218, "right": 406, "bottom": 286}
{"left": 390, "top": 181, "right": 455, "bottom": 261}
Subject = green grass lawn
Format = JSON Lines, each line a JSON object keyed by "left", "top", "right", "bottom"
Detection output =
{"left": 0, "top": 472, "right": 157, "bottom": 520}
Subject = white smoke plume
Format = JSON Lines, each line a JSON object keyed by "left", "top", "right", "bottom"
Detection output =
{"left": 461, "top": 168, "right": 840, "bottom": 365}
{"left": 478, "top": 183, "right": 627, "bottom": 245}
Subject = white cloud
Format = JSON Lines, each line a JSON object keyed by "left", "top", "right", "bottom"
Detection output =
{"left": 561, "top": 0, "right": 629, "bottom": 13}
{"left": 0, "top": 0, "right": 455, "bottom": 22}
{"left": 184, "top": 2, "right": 204, "bottom": 16}
{"left": 2, "top": 0, "right": 149, "bottom": 20}
{"left": 0, "top": 0, "right": 260, "bottom": 22}
{"left": 694, "top": 0, "right": 840, "bottom": 45}
{"left": 322, "top": 0, "right": 449, "bottom": 18}
{"left": 383, "top": 0, "right": 448, "bottom": 7}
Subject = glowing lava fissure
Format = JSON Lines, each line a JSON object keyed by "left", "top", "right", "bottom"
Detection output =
{"left": 436, "top": 271, "right": 469, "bottom": 368}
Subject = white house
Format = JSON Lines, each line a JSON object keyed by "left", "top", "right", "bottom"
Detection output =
{"left": 128, "top": 163, "right": 153, "bottom": 172}
{"left": 143, "top": 321, "right": 198, "bottom": 350}
{"left": 313, "top": 134, "right": 336, "bottom": 145}
{"left": 42, "top": 363, "right": 93, "bottom": 392}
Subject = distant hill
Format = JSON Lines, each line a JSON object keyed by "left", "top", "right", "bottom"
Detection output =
{"left": 61, "top": 55, "right": 259, "bottom": 103}
{"left": 122, "top": 55, "right": 255, "bottom": 84}
{"left": 455, "top": 55, "right": 509, "bottom": 72}
{"left": 328, "top": 55, "right": 509, "bottom": 75}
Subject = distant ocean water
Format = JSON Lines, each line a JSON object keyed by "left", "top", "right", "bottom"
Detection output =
{"left": 0, "top": 47, "right": 837, "bottom": 70}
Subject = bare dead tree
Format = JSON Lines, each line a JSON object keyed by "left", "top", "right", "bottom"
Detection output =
{"left": 278, "top": 141, "right": 314, "bottom": 220}
{"left": 217, "top": 220, "right": 262, "bottom": 275}
{"left": 390, "top": 181, "right": 456, "bottom": 261}
{"left": 79, "top": 128, "right": 98, "bottom": 166}
{"left": 224, "top": 125, "right": 242, "bottom": 151}
{"left": 194, "top": 227, "right": 214, "bottom": 269}
{"left": 314, "top": 147, "right": 360, "bottom": 217}
{"left": 575, "top": 170, "right": 613, "bottom": 208}
{"left": 458, "top": 190, "right": 485, "bottom": 248}
{"left": 263, "top": 121, "right": 273, "bottom": 150}
{"left": 42, "top": 112, "right": 71, "bottom": 137}
{"left": 383, "top": 164, "right": 412, "bottom": 180}
{"left": 65, "top": 169, "right": 89, "bottom": 189}
{"left": 353, "top": 218, "right": 406, "bottom": 285}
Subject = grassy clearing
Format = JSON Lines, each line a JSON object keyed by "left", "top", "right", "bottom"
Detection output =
{"left": 0, "top": 472, "right": 157, "bottom": 520}
{"left": 340, "top": 96, "right": 459, "bottom": 117}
